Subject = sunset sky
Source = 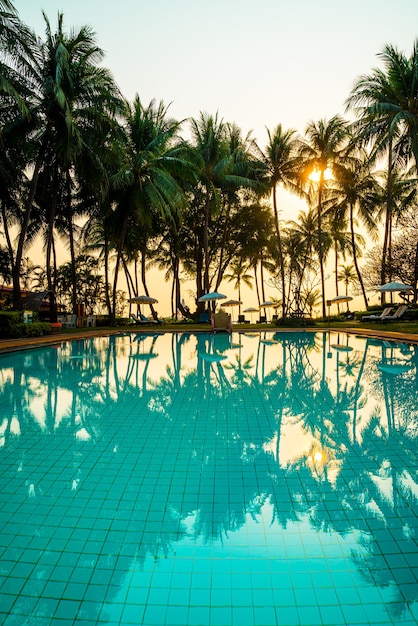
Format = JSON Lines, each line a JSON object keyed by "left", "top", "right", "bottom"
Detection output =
{"left": 18, "top": 0, "right": 418, "bottom": 147}
{"left": 15, "top": 0, "right": 418, "bottom": 312}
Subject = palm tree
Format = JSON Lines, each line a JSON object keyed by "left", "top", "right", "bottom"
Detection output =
{"left": 331, "top": 145, "right": 381, "bottom": 308}
{"left": 189, "top": 113, "right": 260, "bottom": 299}
{"left": 224, "top": 258, "right": 252, "bottom": 318}
{"left": 337, "top": 264, "right": 358, "bottom": 312}
{"left": 110, "top": 97, "right": 192, "bottom": 323}
{"left": 285, "top": 209, "right": 320, "bottom": 315}
{"left": 377, "top": 167, "right": 417, "bottom": 288}
{"left": 10, "top": 12, "right": 122, "bottom": 313}
{"left": 346, "top": 41, "right": 418, "bottom": 287}
{"left": 253, "top": 125, "right": 303, "bottom": 317}
{"left": 298, "top": 116, "right": 349, "bottom": 316}
{"left": 0, "top": 0, "right": 35, "bottom": 119}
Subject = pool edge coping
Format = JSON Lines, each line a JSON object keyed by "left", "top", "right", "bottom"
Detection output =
{"left": 0, "top": 324, "right": 418, "bottom": 354}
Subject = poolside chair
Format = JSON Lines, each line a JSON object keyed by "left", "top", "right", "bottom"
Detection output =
{"left": 198, "top": 311, "right": 210, "bottom": 324}
{"left": 211, "top": 311, "right": 232, "bottom": 333}
{"left": 361, "top": 307, "right": 393, "bottom": 322}
{"left": 62, "top": 314, "right": 77, "bottom": 328}
{"left": 86, "top": 315, "right": 96, "bottom": 327}
{"left": 130, "top": 312, "right": 161, "bottom": 325}
{"left": 381, "top": 304, "right": 408, "bottom": 323}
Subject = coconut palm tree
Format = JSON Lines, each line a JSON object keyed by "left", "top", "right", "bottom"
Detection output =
{"left": 298, "top": 116, "right": 349, "bottom": 316}
{"left": 189, "top": 113, "right": 261, "bottom": 299}
{"left": 253, "top": 125, "right": 303, "bottom": 316}
{"left": 224, "top": 258, "right": 252, "bottom": 318}
{"left": 346, "top": 40, "right": 418, "bottom": 287}
{"left": 285, "top": 209, "right": 321, "bottom": 315}
{"left": 10, "top": 12, "right": 122, "bottom": 313}
{"left": 0, "top": 0, "right": 35, "bottom": 119}
{"left": 330, "top": 145, "right": 381, "bottom": 308}
{"left": 110, "top": 97, "right": 192, "bottom": 323}
{"left": 337, "top": 264, "right": 357, "bottom": 296}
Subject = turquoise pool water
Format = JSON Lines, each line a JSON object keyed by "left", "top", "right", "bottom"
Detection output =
{"left": 0, "top": 331, "right": 417, "bottom": 625}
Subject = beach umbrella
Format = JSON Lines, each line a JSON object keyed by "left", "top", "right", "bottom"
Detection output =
{"left": 329, "top": 295, "right": 353, "bottom": 311}
{"left": 330, "top": 295, "right": 353, "bottom": 304}
{"left": 376, "top": 281, "right": 413, "bottom": 304}
{"left": 260, "top": 301, "right": 276, "bottom": 321}
{"left": 222, "top": 299, "right": 242, "bottom": 306}
{"left": 243, "top": 307, "right": 258, "bottom": 323}
{"left": 331, "top": 344, "right": 353, "bottom": 352}
{"left": 377, "top": 363, "right": 411, "bottom": 375}
{"left": 198, "top": 292, "right": 227, "bottom": 302}
{"left": 222, "top": 299, "right": 242, "bottom": 318}
{"left": 198, "top": 291, "right": 227, "bottom": 311}
{"left": 376, "top": 281, "right": 413, "bottom": 292}
{"left": 128, "top": 295, "right": 158, "bottom": 304}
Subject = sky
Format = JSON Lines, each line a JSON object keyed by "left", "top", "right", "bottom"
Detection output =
{"left": 15, "top": 0, "right": 418, "bottom": 314}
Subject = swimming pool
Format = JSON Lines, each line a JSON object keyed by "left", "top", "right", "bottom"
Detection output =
{"left": 0, "top": 331, "right": 417, "bottom": 625}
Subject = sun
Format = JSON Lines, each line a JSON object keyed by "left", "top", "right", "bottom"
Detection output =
{"left": 309, "top": 167, "right": 333, "bottom": 182}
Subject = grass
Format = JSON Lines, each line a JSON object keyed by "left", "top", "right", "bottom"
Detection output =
{"left": 94, "top": 318, "right": 418, "bottom": 336}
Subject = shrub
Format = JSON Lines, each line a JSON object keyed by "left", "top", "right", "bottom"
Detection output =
{"left": 0, "top": 311, "right": 52, "bottom": 338}
{"left": 0, "top": 311, "right": 21, "bottom": 336}
{"left": 9, "top": 321, "right": 51, "bottom": 338}
{"left": 273, "top": 316, "right": 315, "bottom": 328}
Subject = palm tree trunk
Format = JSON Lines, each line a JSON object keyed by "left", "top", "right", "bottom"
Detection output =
{"left": 66, "top": 174, "right": 78, "bottom": 316}
{"left": 334, "top": 242, "right": 340, "bottom": 314}
{"left": 111, "top": 213, "right": 129, "bottom": 324}
{"left": 253, "top": 262, "right": 261, "bottom": 305}
{"left": 273, "top": 185, "right": 286, "bottom": 317}
{"left": 350, "top": 202, "right": 368, "bottom": 308}
{"left": 317, "top": 177, "right": 326, "bottom": 317}
{"left": 260, "top": 257, "right": 266, "bottom": 304}
{"left": 1, "top": 202, "right": 15, "bottom": 277}
{"left": 203, "top": 191, "right": 211, "bottom": 293}
{"left": 103, "top": 220, "right": 112, "bottom": 318}
{"left": 13, "top": 126, "right": 51, "bottom": 309}
{"left": 46, "top": 175, "right": 57, "bottom": 322}
{"left": 381, "top": 143, "right": 393, "bottom": 299}
{"left": 413, "top": 240, "right": 418, "bottom": 305}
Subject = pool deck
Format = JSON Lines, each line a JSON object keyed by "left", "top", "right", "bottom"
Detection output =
{"left": 0, "top": 324, "right": 418, "bottom": 354}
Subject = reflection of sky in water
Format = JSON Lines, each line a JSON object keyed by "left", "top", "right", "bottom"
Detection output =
{"left": 0, "top": 331, "right": 417, "bottom": 625}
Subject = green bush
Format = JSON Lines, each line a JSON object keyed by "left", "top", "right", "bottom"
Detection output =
{"left": 0, "top": 311, "right": 22, "bottom": 336}
{"left": 0, "top": 311, "right": 51, "bottom": 338}
{"left": 273, "top": 316, "right": 315, "bottom": 328}
{"left": 9, "top": 321, "right": 51, "bottom": 338}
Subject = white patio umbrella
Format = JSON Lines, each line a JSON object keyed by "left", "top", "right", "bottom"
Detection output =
{"left": 128, "top": 295, "right": 158, "bottom": 304}
{"left": 128, "top": 294, "right": 159, "bottom": 317}
{"left": 198, "top": 291, "right": 227, "bottom": 312}
{"left": 243, "top": 307, "right": 258, "bottom": 323}
{"left": 222, "top": 299, "right": 242, "bottom": 306}
{"left": 222, "top": 299, "right": 242, "bottom": 319}
{"left": 330, "top": 295, "right": 353, "bottom": 304}
{"left": 329, "top": 295, "right": 353, "bottom": 311}
{"left": 377, "top": 281, "right": 413, "bottom": 292}
{"left": 260, "top": 301, "right": 276, "bottom": 322}
{"left": 376, "top": 281, "right": 413, "bottom": 303}
{"left": 198, "top": 292, "right": 227, "bottom": 302}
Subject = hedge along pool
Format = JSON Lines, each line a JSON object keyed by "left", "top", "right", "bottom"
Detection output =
{"left": 0, "top": 331, "right": 417, "bottom": 625}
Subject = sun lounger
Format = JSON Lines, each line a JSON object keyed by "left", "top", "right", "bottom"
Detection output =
{"left": 361, "top": 307, "right": 393, "bottom": 322}
{"left": 130, "top": 312, "right": 161, "bottom": 325}
{"left": 381, "top": 305, "right": 408, "bottom": 322}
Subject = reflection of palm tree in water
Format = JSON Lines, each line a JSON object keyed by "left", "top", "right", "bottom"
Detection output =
{"left": 1, "top": 332, "right": 418, "bottom": 622}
